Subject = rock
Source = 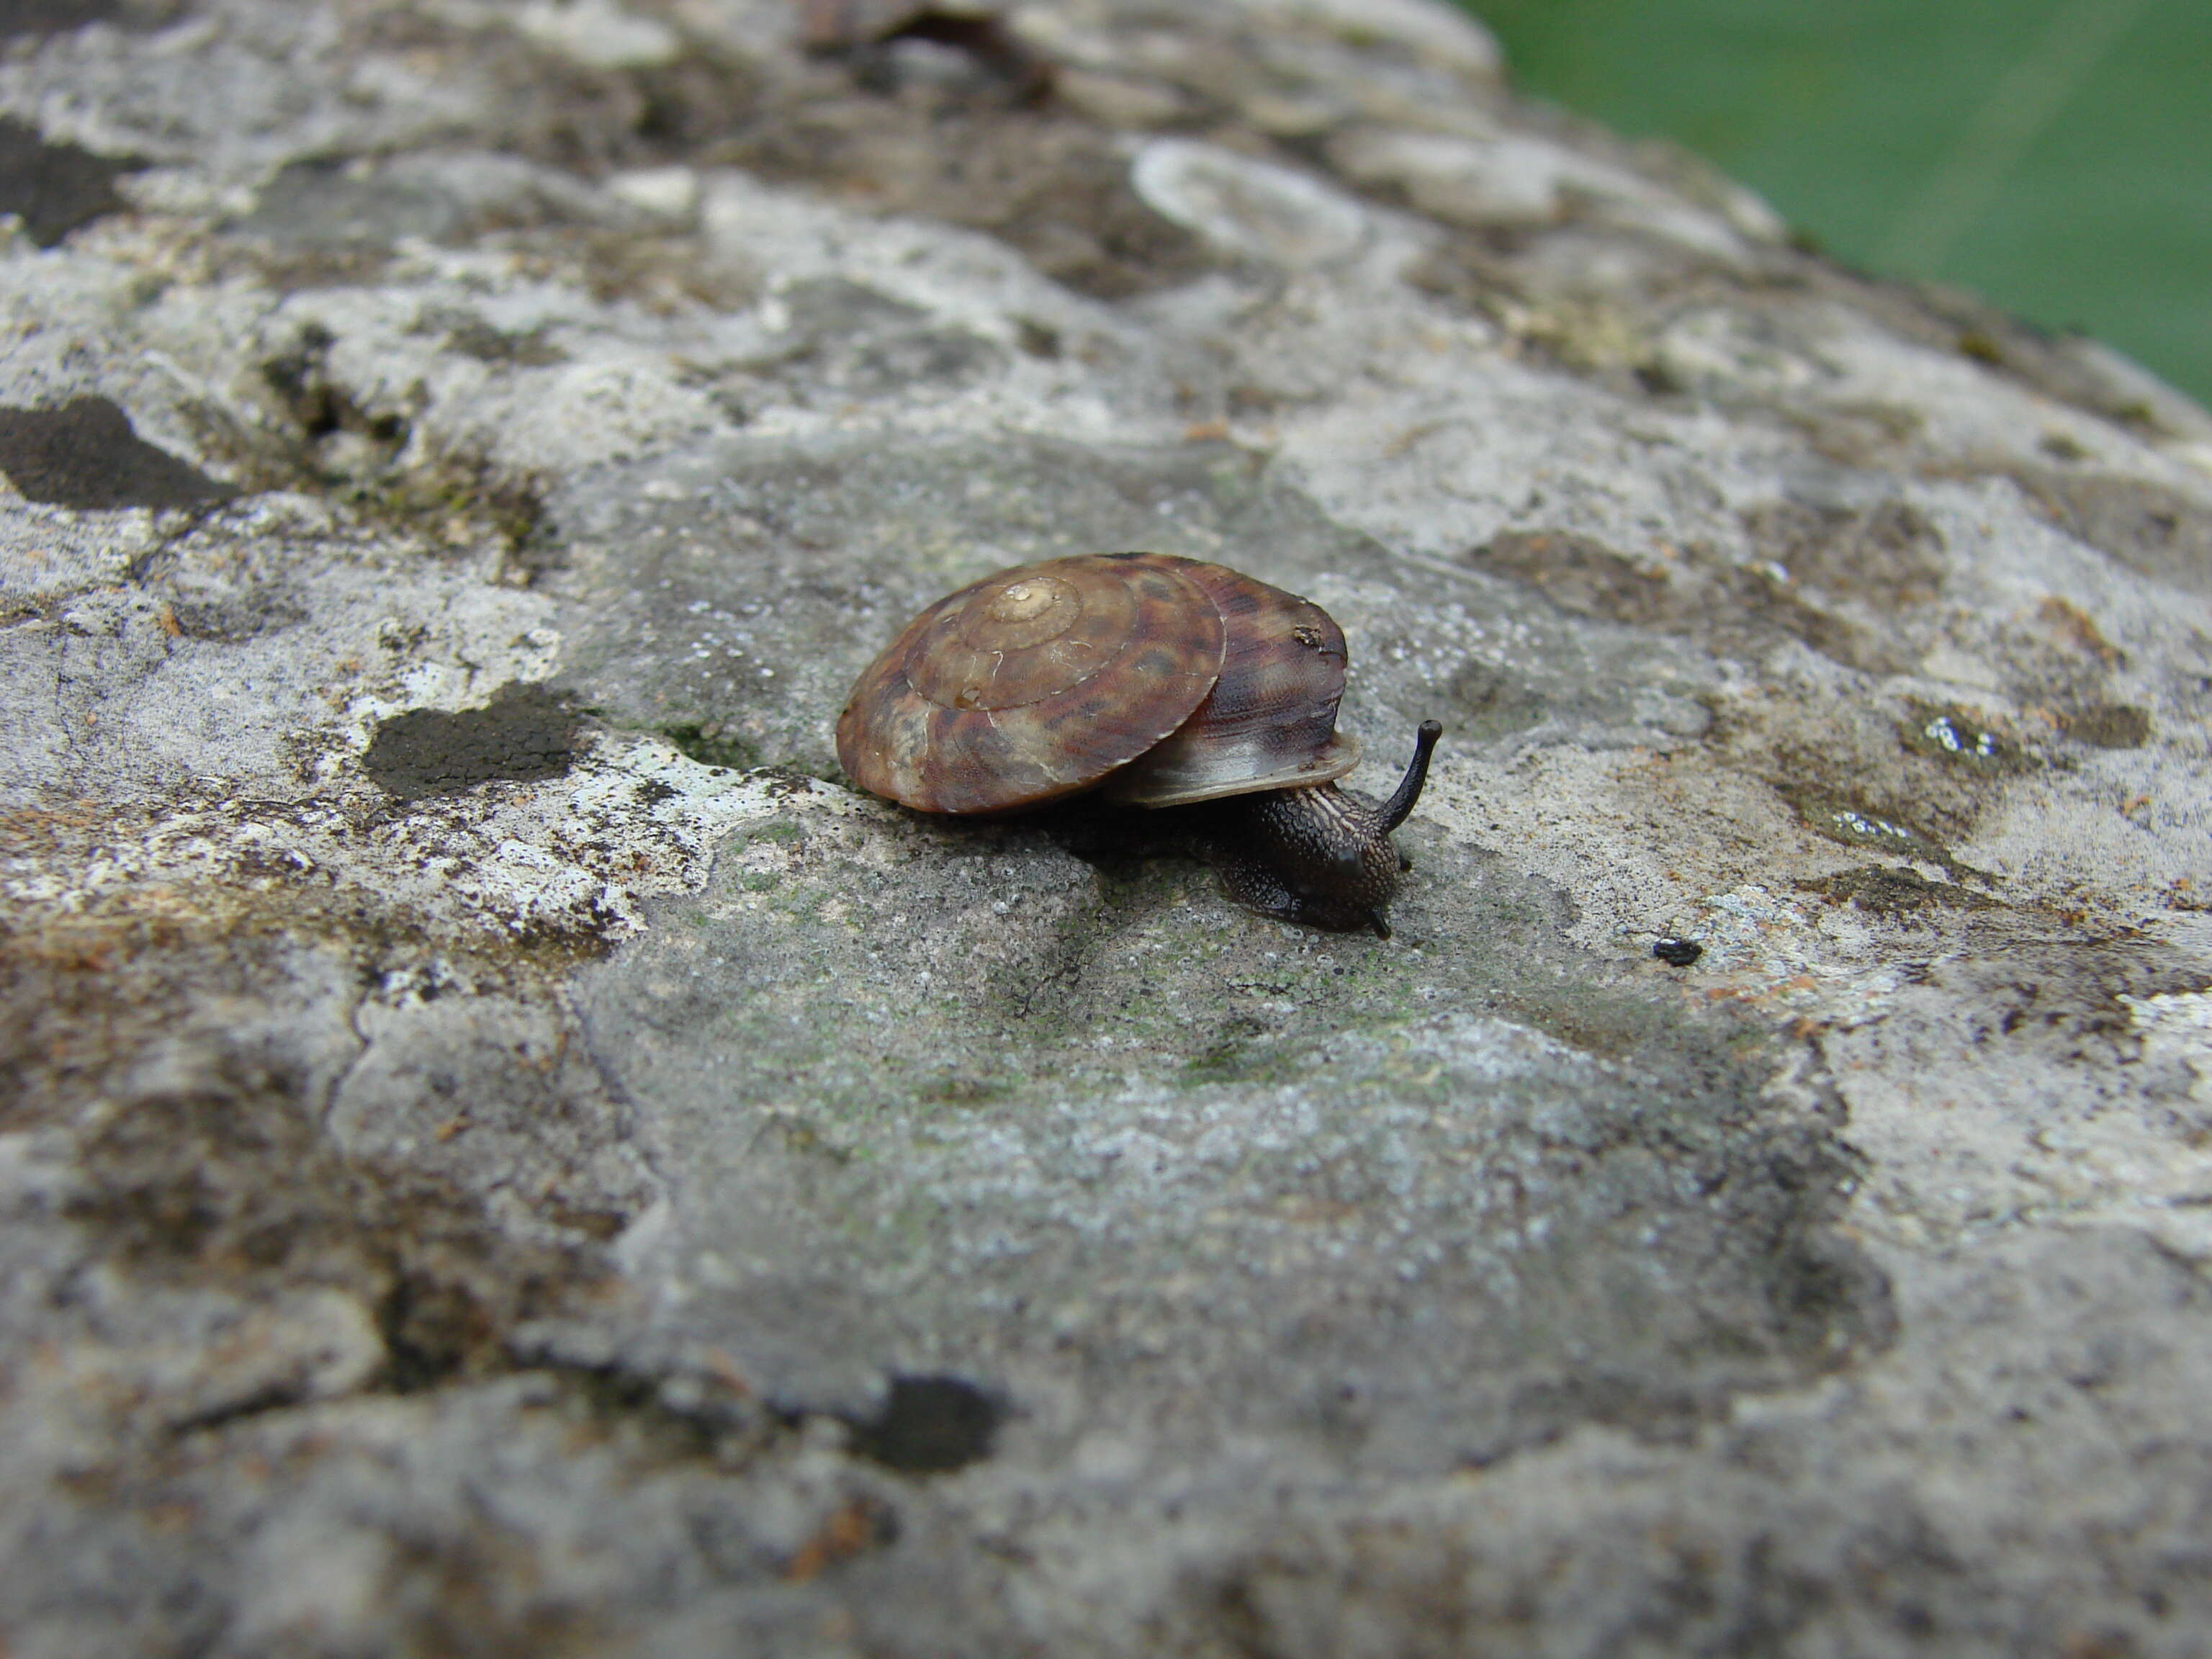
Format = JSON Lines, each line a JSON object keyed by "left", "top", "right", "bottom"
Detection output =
{"left": 3, "top": 0, "right": 2209, "bottom": 1653}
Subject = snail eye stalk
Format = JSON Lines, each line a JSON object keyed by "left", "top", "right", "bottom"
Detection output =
{"left": 1377, "top": 719, "right": 1442, "bottom": 834}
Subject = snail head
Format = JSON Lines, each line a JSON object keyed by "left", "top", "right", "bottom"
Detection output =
{"left": 1216, "top": 719, "right": 1442, "bottom": 938}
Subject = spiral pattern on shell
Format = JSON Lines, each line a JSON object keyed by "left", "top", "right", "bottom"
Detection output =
{"left": 835, "top": 552, "right": 1359, "bottom": 814}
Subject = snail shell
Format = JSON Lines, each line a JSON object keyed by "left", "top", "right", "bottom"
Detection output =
{"left": 836, "top": 552, "right": 1357, "bottom": 814}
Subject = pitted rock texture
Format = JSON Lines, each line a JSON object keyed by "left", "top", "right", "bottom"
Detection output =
{"left": 3, "top": 2, "right": 2210, "bottom": 1655}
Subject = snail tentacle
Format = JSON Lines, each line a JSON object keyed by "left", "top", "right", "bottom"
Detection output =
{"left": 1377, "top": 719, "right": 1443, "bottom": 834}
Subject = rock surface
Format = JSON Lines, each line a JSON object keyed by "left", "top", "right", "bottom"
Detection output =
{"left": 4, "top": 1, "right": 2211, "bottom": 1654}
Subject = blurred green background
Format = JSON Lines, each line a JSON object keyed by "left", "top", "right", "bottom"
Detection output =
{"left": 1462, "top": 0, "right": 2211, "bottom": 409}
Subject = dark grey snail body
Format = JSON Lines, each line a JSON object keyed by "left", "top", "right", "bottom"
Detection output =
{"left": 835, "top": 552, "right": 1441, "bottom": 937}
{"left": 1214, "top": 721, "right": 1442, "bottom": 937}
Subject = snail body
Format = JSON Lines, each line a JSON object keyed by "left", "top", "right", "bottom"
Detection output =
{"left": 836, "top": 552, "right": 1441, "bottom": 937}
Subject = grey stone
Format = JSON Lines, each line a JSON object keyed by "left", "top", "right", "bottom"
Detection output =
{"left": 3, "top": 1, "right": 2210, "bottom": 1654}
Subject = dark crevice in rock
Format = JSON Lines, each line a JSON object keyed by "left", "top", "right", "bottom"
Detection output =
{"left": 849, "top": 14, "right": 1055, "bottom": 106}
{"left": 0, "top": 116, "right": 145, "bottom": 246}
{"left": 660, "top": 722, "right": 765, "bottom": 772}
{"left": 259, "top": 322, "right": 411, "bottom": 455}
{"left": 376, "top": 1269, "right": 499, "bottom": 1393}
{"left": 161, "top": 1381, "right": 319, "bottom": 1439}
{"left": 225, "top": 320, "right": 551, "bottom": 559}
{"left": 0, "top": 397, "right": 233, "bottom": 509}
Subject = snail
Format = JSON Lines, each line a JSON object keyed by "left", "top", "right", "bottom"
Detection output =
{"left": 835, "top": 552, "right": 1442, "bottom": 937}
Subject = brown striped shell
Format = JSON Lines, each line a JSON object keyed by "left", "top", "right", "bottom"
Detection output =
{"left": 835, "top": 552, "right": 1359, "bottom": 814}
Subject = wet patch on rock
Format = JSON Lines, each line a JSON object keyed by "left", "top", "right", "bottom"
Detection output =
{"left": 0, "top": 116, "right": 144, "bottom": 246}
{"left": 163, "top": 584, "right": 311, "bottom": 643}
{"left": 1814, "top": 865, "right": 2000, "bottom": 920}
{"left": 2059, "top": 703, "right": 2151, "bottom": 749}
{"left": 0, "top": 892, "right": 778, "bottom": 1648}
{"left": 2014, "top": 471, "right": 2212, "bottom": 598}
{"left": 71, "top": 1079, "right": 582, "bottom": 1392}
{"left": 1911, "top": 941, "right": 2212, "bottom": 1067}
{"left": 1738, "top": 498, "right": 1946, "bottom": 610}
{"left": 222, "top": 149, "right": 652, "bottom": 295}
{"left": 331, "top": 7, "right": 1202, "bottom": 300}
{"left": 240, "top": 320, "right": 548, "bottom": 552}
{"left": 361, "top": 683, "right": 581, "bottom": 801}
{"left": 1789, "top": 791, "right": 1982, "bottom": 884}
{"left": 1703, "top": 675, "right": 2027, "bottom": 858}
{"left": 1467, "top": 529, "right": 1673, "bottom": 625}
{"left": 0, "top": 397, "right": 233, "bottom": 509}
{"left": 1899, "top": 704, "right": 2019, "bottom": 770}
{"left": 1467, "top": 521, "right": 1930, "bottom": 676}
{"left": 1441, "top": 658, "right": 1564, "bottom": 744}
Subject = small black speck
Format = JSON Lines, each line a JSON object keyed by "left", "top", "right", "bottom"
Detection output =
{"left": 846, "top": 1373, "right": 1004, "bottom": 1474}
{"left": 0, "top": 397, "right": 233, "bottom": 509}
{"left": 1653, "top": 936, "right": 1702, "bottom": 967}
